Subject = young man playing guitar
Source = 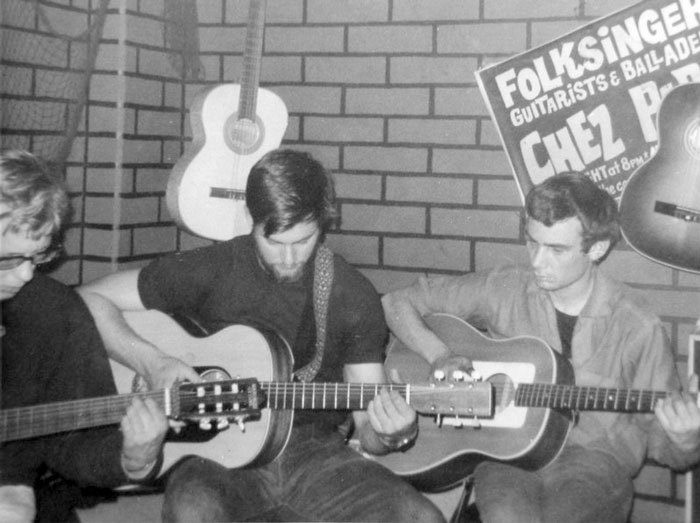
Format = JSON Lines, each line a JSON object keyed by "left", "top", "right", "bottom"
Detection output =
{"left": 0, "top": 150, "right": 169, "bottom": 522}
{"left": 382, "top": 172, "right": 700, "bottom": 523}
{"left": 79, "top": 149, "right": 444, "bottom": 522}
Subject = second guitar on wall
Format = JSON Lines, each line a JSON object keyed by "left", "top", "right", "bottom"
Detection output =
{"left": 167, "top": 0, "right": 288, "bottom": 241}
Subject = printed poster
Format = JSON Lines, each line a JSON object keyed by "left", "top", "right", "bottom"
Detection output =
{"left": 476, "top": 0, "right": 700, "bottom": 202}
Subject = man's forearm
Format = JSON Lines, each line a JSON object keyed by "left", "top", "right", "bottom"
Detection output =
{"left": 78, "top": 290, "right": 164, "bottom": 376}
{"left": 382, "top": 292, "right": 450, "bottom": 364}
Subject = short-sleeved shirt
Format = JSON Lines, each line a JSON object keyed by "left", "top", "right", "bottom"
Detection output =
{"left": 138, "top": 235, "right": 388, "bottom": 430}
{"left": 395, "top": 264, "right": 694, "bottom": 476}
{"left": 1, "top": 274, "right": 128, "bottom": 488}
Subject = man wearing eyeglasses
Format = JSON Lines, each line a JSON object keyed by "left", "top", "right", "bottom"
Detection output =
{"left": 0, "top": 150, "right": 169, "bottom": 522}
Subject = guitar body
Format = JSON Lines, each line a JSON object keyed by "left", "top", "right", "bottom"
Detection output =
{"left": 113, "top": 310, "right": 295, "bottom": 473}
{"left": 375, "top": 314, "right": 574, "bottom": 492}
{"left": 167, "top": 84, "right": 288, "bottom": 241}
{"left": 619, "top": 82, "right": 700, "bottom": 273}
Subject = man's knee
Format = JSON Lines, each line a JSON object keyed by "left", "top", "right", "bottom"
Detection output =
{"left": 162, "top": 458, "right": 228, "bottom": 523}
{"left": 393, "top": 493, "right": 446, "bottom": 523}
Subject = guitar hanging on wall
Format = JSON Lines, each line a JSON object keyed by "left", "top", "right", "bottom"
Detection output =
{"left": 167, "top": 0, "right": 288, "bottom": 241}
{"left": 618, "top": 82, "right": 700, "bottom": 273}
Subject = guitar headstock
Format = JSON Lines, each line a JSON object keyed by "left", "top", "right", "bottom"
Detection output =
{"left": 174, "top": 378, "right": 265, "bottom": 427}
{"left": 411, "top": 381, "right": 492, "bottom": 418}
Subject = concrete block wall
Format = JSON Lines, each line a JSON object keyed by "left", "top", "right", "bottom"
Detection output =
{"left": 2, "top": 0, "right": 698, "bottom": 520}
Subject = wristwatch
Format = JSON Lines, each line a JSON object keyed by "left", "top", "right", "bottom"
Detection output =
{"left": 379, "top": 424, "right": 418, "bottom": 452}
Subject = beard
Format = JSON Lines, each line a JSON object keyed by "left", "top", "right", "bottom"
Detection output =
{"left": 254, "top": 248, "right": 309, "bottom": 283}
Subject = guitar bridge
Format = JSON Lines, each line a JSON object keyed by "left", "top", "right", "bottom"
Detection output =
{"left": 655, "top": 201, "right": 700, "bottom": 223}
{"left": 210, "top": 187, "right": 246, "bottom": 201}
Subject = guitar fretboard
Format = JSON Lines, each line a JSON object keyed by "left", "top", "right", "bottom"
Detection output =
{"left": 516, "top": 383, "right": 669, "bottom": 412}
{"left": 0, "top": 390, "right": 170, "bottom": 443}
{"left": 261, "top": 382, "right": 410, "bottom": 410}
{"left": 239, "top": 0, "right": 266, "bottom": 120}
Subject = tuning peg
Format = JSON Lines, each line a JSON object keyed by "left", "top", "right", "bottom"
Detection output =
{"left": 199, "top": 419, "right": 212, "bottom": 431}
{"left": 466, "top": 368, "right": 482, "bottom": 381}
{"left": 452, "top": 370, "right": 466, "bottom": 381}
{"left": 433, "top": 369, "right": 446, "bottom": 381}
{"left": 235, "top": 416, "right": 247, "bottom": 433}
{"left": 451, "top": 368, "right": 482, "bottom": 381}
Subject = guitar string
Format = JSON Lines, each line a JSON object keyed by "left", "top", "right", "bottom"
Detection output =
{"left": 2, "top": 382, "right": 673, "bottom": 439}
{"left": 229, "top": 0, "right": 265, "bottom": 195}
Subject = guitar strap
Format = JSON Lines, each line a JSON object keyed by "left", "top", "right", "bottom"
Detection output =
{"left": 294, "top": 244, "right": 334, "bottom": 382}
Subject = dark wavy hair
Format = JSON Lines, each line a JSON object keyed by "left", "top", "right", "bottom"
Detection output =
{"left": 525, "top": 172, "right": 621, "bottom": 255}
{"left": 0, "top": 150, "right": 70, "bottom": 240}
{"left": 246, "top": 149, "right": 338, "bottom": 237}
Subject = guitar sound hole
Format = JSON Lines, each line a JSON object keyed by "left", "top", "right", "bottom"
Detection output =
{"left": 224, "top": 114, "right": 264, "bottom": 154}
{"left": 197, "top": 367, "right": 232, "bottom": 382}
{"left": 488, "top": 373, "right": 515, "bottom": 414}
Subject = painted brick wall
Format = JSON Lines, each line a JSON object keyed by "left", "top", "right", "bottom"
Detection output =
{"left": 2, "top": 0, "right": 699, "bottom": 521}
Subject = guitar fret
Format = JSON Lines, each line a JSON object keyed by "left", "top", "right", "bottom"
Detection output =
{"left": 549, "top": 384, "right": 557, "bottom": 408}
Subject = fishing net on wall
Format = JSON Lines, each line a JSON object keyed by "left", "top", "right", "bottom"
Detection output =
{"left": 164, "top": 0, "right": 203, "bottom": 81}
{"left": 0, "top": 0, "right": 109, "bottom": 171}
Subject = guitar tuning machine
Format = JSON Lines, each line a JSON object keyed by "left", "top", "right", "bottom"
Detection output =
{"left": 234, "top": 416, "right": 247, "bottom": 433}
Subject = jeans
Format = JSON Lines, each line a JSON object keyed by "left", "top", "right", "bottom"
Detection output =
{"left": 473, "top": 444, "right": 634, "bottom": 523}
{"left": 162, "top": 424, "right": 445, "bottom": 522}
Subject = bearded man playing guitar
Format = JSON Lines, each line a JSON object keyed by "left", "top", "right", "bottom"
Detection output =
{"left": 79, "top": 149, "right": 444, "bottom": 523}
{"left": 382, "top": 172, "right": 700, "bottom": 523}
{"left": 0, "top": 150, "right": 169, "bottom": 523}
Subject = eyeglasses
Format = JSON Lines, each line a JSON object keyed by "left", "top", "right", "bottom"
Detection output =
{"left": 0, "top": 245, "right": 63, "bottom": 270}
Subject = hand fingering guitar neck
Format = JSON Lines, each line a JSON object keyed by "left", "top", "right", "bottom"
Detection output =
{"left": 167, "top": 0, "right": 288, "bottom": 241}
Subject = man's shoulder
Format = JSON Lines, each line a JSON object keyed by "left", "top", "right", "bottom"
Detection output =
{"left": 3, "top": 274, "right": 89, "bottom": 328}
{"left": 12, "top": 273, "right": 77, "bottom": 305}
{"left": 483, "top": 264, "right": 534, "bottom": 289}
{"left": 594, "top": 270, "right": 662, "bottom": 325}
{"left": 329, "top": 249, "right": 377, "bottom": 293}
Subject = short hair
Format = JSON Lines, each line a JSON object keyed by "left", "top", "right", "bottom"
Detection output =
{"left": 0, "top": 150, "right": 71, "bottom": 240}
{"left": 525, "top": 172, "right": 621, "bottom": 254}
{"left": 246, "top": 149, "right": 338, "bottom": 237}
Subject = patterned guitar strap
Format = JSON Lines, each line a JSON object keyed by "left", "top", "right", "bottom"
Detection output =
{"left": 294, "top": 244, "right": 334, "bottom": 382}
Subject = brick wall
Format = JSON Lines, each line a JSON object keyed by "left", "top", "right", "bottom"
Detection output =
{"left": 2, "top": 0, "right": 699, "bottom": 520}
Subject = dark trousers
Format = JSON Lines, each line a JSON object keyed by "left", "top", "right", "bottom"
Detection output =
{"left": 162, "top": 425, "right": 445, "bottom": 522}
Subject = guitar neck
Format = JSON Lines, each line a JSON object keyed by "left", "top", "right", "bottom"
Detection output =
{"left": 0, "top": 390, "right": 169, "bottom": 443}
{"left": 516, "top": 383, "right": 672, "bottom": 412}
{"left": 239, "top": 0, "right": 267, "bottom": 120}
{"left": 261, "top": 382, "right": 409, "bottom": 411}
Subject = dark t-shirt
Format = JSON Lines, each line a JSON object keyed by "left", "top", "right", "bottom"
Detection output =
{"left": 138, "top": 235, "right": 388, "bottom": 430}
{"left": 0, "top": 274, "right": 127, "bottom": 487}
{"left": 555, "top": 308, "right": 577, "bottom": 359}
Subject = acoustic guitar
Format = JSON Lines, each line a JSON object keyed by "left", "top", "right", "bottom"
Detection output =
{"left": 1, "top": 311, "right": 490, "bottom": 478}
{"left": 108, "top": 310, "right": 490, "bottom": 476}
{"left": 166, "top": 0, "right": 288, "bottom": 241}
{"left": 619, "top": 82, "right": 700, "bottom": 273}
{"left": 374, "top": 313, "right": 686, "bottom": 492}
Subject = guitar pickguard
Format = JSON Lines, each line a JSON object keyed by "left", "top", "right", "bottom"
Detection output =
{"left": 474, "top": 360, "right": 536, "bottom": 429}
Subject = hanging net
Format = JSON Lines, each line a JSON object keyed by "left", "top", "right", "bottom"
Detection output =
{"left": 0, "top": 0, "right": 109, "bottom": 171}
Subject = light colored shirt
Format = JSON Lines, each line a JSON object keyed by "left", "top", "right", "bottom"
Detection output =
{"left": 394, "top": 264, "right": 694, "bottom": 476}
